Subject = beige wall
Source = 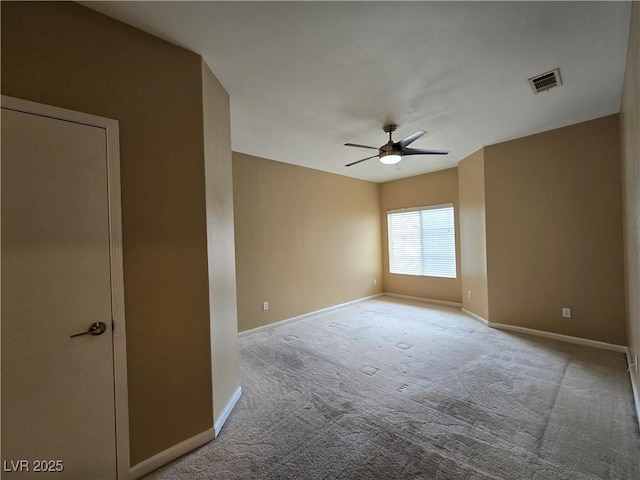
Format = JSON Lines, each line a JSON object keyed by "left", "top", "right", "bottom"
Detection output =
{"left": 379, "top": 168, "right": 462, "bottom": 303}
{"left": 621, "top": 1, "right": 640, "bottom": 395}
{"left": 484, "top": 115, "right": 626, "bottom": 345}
{"left": 1, "top": 1, "right": 227, "bottom": 466}
{"left": 201, "top": 61, "right": 240, "bottom": 425}
{"left": 232, "top": 152, "right": 382, "bottom": 332}
{"left": 458, "top": 150, "right": 489, "bottom": 319}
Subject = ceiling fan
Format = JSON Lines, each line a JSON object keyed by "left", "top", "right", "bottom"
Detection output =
{"left": 344, "top": 124, "right": 448, "bottom": 167}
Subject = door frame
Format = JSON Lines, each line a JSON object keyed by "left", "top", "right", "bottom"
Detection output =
{"left": 1, "top": 95, "right": 131, "bottom": 479}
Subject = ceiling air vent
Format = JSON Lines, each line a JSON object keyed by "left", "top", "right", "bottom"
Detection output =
{"left": 528, "top": 68, "right": 562, "bottom": 94}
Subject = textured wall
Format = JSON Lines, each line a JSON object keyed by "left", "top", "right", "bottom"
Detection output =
{"left": 201, "top": 60, "right": 240, "bottom": 423}
{"left": 484, "top": 115, "right": 626, "bottom": 345}
{"left": 232, "top": 152, "right": 382, "bottom": 332}
{"left": 379, "top": 168, "right": 462, "bottom": 304}
{"left": 1, "top": 1, "right": 216, "bottom": 465}
{"left": 458, "top": 150, "right": 489, "bottom": 320}
{"left": 621, "top": 1, "right": 640, "bottom": 396}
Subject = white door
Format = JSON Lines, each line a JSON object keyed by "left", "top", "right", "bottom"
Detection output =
{"left": 2, "top": 105, "right": 118, "bottom": 478}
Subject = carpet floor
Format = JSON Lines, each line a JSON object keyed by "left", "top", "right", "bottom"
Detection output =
{"left": 144, "top": 297, "right": 640, "bottom": 479}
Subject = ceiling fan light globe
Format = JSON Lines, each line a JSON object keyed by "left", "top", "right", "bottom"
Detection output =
{"left": 380, "top": 154, "right": 402, "bottom": 165}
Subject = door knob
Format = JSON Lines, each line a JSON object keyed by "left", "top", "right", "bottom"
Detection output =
{"left": 70, "top": 322, "right": 107, "bottom": 338}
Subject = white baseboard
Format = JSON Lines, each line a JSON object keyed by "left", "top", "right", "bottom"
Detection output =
{"left": 626, "top": 349, "right": 640, "bottom": 431}
{"left": 461, "top": 308, "right": 489, "bottom": 326}
{"left": 128, "top": 387, "right": 242, "bottom": 478}
{"left": 461, "top": 309, "right": 628, "bottom": 353}
{"left": 487, "top": 321, "right": 627, "bottom": 353}
{"left": 214, "top": 386, "right": 242, "bottom": 437}
{"left": 384, "top": 292, "right": 463, "bottom": 309}
{"left": 129, "top": 428, "right": 215, "bottom": 479}
{"left": 239, "top": 293, "right": 383, "bottom": 337}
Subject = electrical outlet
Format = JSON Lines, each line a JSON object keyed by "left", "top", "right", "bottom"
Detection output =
{"left": 373, "top": 279, "right": 377, "bottom": 286}
{"left": 562, "top": 307, "right": 571, "bottom": 318}
{"left": 263, "top": 301, "right": 269, "bottom": 311}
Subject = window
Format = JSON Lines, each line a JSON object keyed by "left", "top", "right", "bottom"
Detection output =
{"left": 387, "top": 204, "right": 457, "bottom": 278}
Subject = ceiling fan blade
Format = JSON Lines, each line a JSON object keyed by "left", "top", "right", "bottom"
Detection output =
{"left": 397, "top": 130, "right": 427, "bottom": 149}
{"left": 344, "top": 143, "right": 378, "bottom": 150}
{"left": 345, "top": 154, "right": 378, "bottom": 167}
{"left": 401, "top": 147, "right": 449, "bottom": 156}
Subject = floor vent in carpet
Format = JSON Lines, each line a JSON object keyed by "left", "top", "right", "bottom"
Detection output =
{"left": 360, "top": 365, "right": 379, "bottom": 376}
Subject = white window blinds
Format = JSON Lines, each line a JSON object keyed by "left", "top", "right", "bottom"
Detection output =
{"left": 387, "top": 204, "right": 457, "bottom": 278}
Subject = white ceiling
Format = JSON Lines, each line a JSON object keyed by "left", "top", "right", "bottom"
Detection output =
{"left": 82, "top": 1, "right": 632, "bottom": 183}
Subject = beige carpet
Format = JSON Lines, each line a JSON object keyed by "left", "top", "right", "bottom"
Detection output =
{"left": 145, "top": 297, "right": 640, "bottom": 479}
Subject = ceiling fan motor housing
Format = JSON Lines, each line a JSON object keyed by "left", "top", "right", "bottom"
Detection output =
{"left": 380, "top": 124, "right": 402, "bottom": 158}
{"left": 380, "top": 142, "right": 401, "bottom": 156}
